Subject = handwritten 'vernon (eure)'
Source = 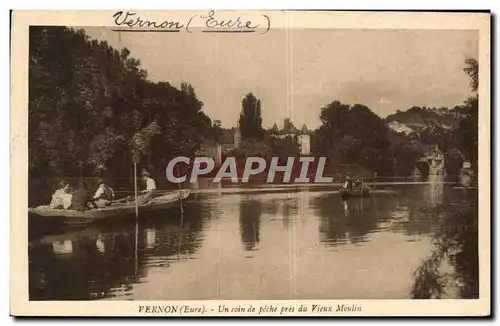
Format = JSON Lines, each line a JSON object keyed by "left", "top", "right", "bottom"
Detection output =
{"left": 112, "top": 10, "right": 271, "bottom": 34}
{"left": 113, "top": 11, "right": 185, "bottom": 30}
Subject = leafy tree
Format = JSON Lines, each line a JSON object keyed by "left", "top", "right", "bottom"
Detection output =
{"left": 420, "top": 125, "right": 454, "bottom": 153}
{"left": 88, "top": 128, "right": 127, "bottom": 174}
{"left": 315, "top": 101, "right": 394, "bottom": 175}
{"left": 337, "top": 135, "right": 359, "bottom": 161}
{"left": 239, "top": 93, "right": 263, "bottom": 140}
{"left": 227, "top": 139, "right": 270, "bottom": 158}
{"left": 463, "top": 58, "right": 478, "bottom": 93}
{"left": 266, "top": 136, "right": 299, "bottom": 158}
{"left": 455, "top": 58, "right": 479, "bottom": 168}
{"left": 394, "top": 140, "right": 425, "bottom": 176}
{"left": 210, "top": 120, "right": 223, "bottom": 142}
{"left": 444, "top": 148, "right": 465, "bottom": 175}
{"left": 131, "top": 121, "right": 162, "bottom": 163}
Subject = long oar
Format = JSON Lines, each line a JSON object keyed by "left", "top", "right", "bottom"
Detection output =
{"left": 134, "top": 161, "right": 139, "bottom": 275}
{"left": 176, "top": 165, "right": 184, "bottom": 260}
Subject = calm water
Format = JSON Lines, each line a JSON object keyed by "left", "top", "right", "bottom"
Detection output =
{"left": 29, "top": 177, "right": 478, "bottom": 300}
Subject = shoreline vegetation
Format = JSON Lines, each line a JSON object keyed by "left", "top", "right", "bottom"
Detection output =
{"left": 29, "top": 26, "right": 478, "bottom": 207}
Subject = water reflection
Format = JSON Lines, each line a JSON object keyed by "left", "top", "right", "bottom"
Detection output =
{"left": 145, "top": 228, "right": 156, "bottom": 249}
{"left": 52, "top": 240, "right": 73, "bottom": 256}
{"left": 424, "top": 175, "right": 444, "bottom": 208}
{"left": 388, "top": 205, "right": 410, "bottom": 222}
{"left": 239, "top": 199, "right": 262, "bottom": 251}
{"left": 281, "top": 195, "right": 299, "bottom": 229}
{"left": 29, "top": 181, "right": 479, "bottom": 300}
{"left": 411, "top": 191, "right": 478, "bottom": 299}
{"left": 30, "top": 230, "right": 138, "bottom": 300}
{"left": 29, "top": 202, "right": 206, "bottom": 300}
{"left": 460, "top": 174, "right": 472, "bottom": 188}
{"left": 313, "top": 194, "right": 387, "bottom": 245}
{"left": 95, "top": 236, "right": 105, "bottom": 254}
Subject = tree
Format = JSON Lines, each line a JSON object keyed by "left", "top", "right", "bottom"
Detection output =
{"left": 239, "top": 93, "right": 263, "bottom": 140}
{"left": 444, "top": 148, "right": 465, "bottom": 175}
{"left": 266, "top": 137, "right": 299, "bottom": 158}
{"left": 315, "top": 101, "right": 394, "bottom": 175}
{"left": 420, "top": 125, "right": 454, "bottom": 153}
{"left": 131, "top": 121, "right": 162, "bottom": 164}
{"left": 455, "top": 58, "right": 479, "bottom": 168}
{"left": 228, "top": 139, "right": 270, "bottom": 158}
{"left": 463, "top": 58, "right": 478, "bottom": 93}
{"left": 393, "top": 140, "right": 425, "bottom": 176}
{"left": 337, "top": 135, "right": 359, "bottom": 161}
{"left": 210, "top": 119, "right": 223, "bottom": 142}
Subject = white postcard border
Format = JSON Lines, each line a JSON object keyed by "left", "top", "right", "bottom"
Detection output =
{"left": 10, "top": 10, "right": 491, "bottom": 317}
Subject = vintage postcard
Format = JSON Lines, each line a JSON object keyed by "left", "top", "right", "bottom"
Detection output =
{"left": 10, "top": 10, "right": 490, "bottom": 316}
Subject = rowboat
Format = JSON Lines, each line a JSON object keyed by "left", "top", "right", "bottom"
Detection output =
{"left": 28, "top": 189, "right": 190, "bottom": 223}
{"left": 339, "top": 186, "right": 372, "bottom": 199}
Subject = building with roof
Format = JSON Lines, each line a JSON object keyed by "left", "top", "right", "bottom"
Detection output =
{"left": 269, "top": 119, "right": 311, "bottom": 155}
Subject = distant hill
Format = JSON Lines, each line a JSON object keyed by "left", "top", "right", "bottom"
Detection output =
{"left": 387, "top": 106, "right": 456, "bottom": 126}
{"left": 385, "top": 106, "right": 464, "bottom": 134}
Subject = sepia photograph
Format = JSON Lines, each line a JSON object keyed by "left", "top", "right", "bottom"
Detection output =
{"left": 10, "top": 10, "right": 490, "bottom": 316}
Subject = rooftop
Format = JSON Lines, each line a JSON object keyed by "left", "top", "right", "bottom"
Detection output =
{"left": 269, "top": 119, "right": 310, "bottom": 135}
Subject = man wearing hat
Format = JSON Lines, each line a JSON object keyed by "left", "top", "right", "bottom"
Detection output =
{"left": 92, "top": 179, "right": 115, "bottom": 208}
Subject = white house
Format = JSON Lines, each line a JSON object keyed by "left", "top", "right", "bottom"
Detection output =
{"left": 297, "top": 124, "right": 311, "bottom": 155}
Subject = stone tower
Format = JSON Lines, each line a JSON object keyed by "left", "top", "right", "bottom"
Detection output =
{"left": 234, "top": 120, "right": 241, "bottom": 148}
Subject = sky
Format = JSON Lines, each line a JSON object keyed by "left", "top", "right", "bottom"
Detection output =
{"left": 82, "top": 27, "right": 478, "bottom": 129}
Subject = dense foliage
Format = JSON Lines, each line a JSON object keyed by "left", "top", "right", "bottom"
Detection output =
{"left": 455, "top": 58, "right": 479, "bottom": 169}
{"left": 314, "top": 101, "right": 400, "bottom": 175}
{"left": 29, "top": 27, "right": 216, "bottom": 182}
{"left": 238, "top": 93, "right": 264, "bottom": 140}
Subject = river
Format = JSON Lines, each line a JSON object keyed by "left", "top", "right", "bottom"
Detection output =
{"left": 28, "top": 176, "right": 478, "bottom": 300}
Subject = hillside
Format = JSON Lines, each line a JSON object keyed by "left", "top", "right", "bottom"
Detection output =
{"left": 385, "top": 106, "right": 460, "bottom": 129}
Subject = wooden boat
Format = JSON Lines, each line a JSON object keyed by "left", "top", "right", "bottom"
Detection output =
{"left": 28, "top": 189, "right": 190, "bottom": 222}
{"left": 339, "top": 186, "right": 372, "bottom": 199}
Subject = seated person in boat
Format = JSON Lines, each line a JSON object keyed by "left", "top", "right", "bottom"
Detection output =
{"left": 137, "top": 170, "right": 156, "bottom": 204}
{"left": 343, "top": 176, "right": 353, "bottom": 189}
{"left": 49, "top": 180, "right": 73, "bottom": 209}
{"left": 92, "top": 179, "right": 115, "bottom": 208}
{"left": 69, "top": 181, "right": 91, "bottom": 211}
